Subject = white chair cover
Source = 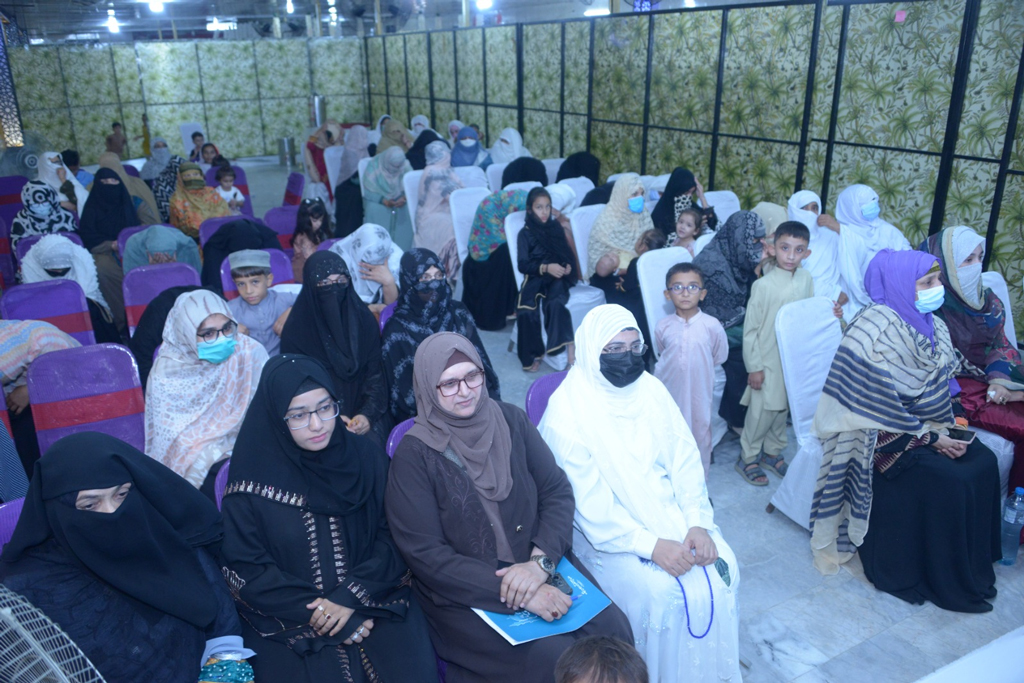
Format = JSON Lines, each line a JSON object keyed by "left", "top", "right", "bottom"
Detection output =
{"left": 649, "top": 174, "right": 671, "bottom": 196}
{"left": 567, "top": 204, "right": 605, "bottom": 284}
{"left": 704, "top": 190, "right": 741, "bottom": 224}
{"left": 357, "top": 157, "right": 372, "bottom": 199}
{"left": 982, "top": 270, "right": 1017, "bottom": 350}
{"left": 637, "top": 246, "right": 693, "bottom": 359}
{"left": 324, "top": 146, "right": 345, "bottom": 192}
{"left": 770, "top": 296, "right": 844, "bottom": 530}
{"left": 402, "top": 169, "right": 423, "bottom": 233}
{"left": 693, "top": 232, "right": 715, "bottom": 257}
{"left": 975, "top": 428, "right": 1015, "bottom": 495}
{"left": 607, "top": 173, "right": 627, "bottom": 185}
{"left": 542, "top": 158, "right": 564, "bottom": 185}
{"left": 486, "top": 162, "right": 508, "bottom": 192}
{"left": 558, "top": 177, "right": 595, "bottom": 205}
{"left": 453, "top": 165, "right": 489, "bottom": 190}
{"left": 449, "top": 186, "right": 492, "bottom": 300}
{"left": 504, "top": 181, "right": 542, "bottom": 194}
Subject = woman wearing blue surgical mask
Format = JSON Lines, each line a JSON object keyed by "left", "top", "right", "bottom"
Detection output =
{"left": 587, "top": 173, "right": 653, "bottom": 281}
{"left": 833, "top": 184, "right": 913, "bottom": 317}
{"left": 9, "top": 181, "right": 78, "bottom": 253}
{"left": 146, "top": 290, "right": 268, "bottom": 491}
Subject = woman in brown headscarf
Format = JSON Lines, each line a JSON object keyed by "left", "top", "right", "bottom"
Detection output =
{"left": 385, "top": 332, "right": 632, "bottom": 683}
{"left": 374, "top": 118, "right": 413, "bottom": 156}
{"left": 168, "top": 162, "right": 231, "bottom": 239}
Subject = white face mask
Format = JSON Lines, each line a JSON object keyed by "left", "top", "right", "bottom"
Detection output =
{"left": 956, "top": 262, "right": 983, "bottom": 308}
{"left": 459, "top": 139, "right": 476, "bottom": 148}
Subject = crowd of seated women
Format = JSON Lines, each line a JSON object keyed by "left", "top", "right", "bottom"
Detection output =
{"left": 0, "top": 112, "right": 1021, "bottom": 683}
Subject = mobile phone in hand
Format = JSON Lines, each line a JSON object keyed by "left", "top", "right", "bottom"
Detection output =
{"left": 946, "top": 428, "right": 976, "bottom": 444}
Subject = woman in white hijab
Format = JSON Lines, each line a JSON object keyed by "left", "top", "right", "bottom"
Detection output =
{"left": 489, "top": 128, "right": 532, "bottom": 166}
{"left": 410, "top": 114, "right": 434, "bottom": 139}
{"left": 414, "top": 142, "right": 464, "bottom": 283}
{"left": 833, "top": 184, "right": 912, "bottom": 316}
{"left": 368, "top": 114, "right": 391, "bottom": 147}
{"left": 37, "top": 151, "right": 89, "bottom": 215}
{"left": 329, "top": 223, "right": 402, "bottom": 312}
{"left": 539, "top": 304, "right": 741, "bottom": 683}
{"left": 446, "top": 120, "right": 465, "bottom": 146}
{"left": 786, "top": 189, "right": 845, "bottom": 305}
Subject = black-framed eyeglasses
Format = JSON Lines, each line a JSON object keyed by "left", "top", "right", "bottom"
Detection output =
{"left": 197, "top": 320, "right": 237, "bottom": 343}
{"left": 317, "top": 273, "right": 349, "bottom": 287}
{"left": 601, "top": 342, "right": 647, "bottom": 356}
{"left": 437, "top": 369, "right": 485, "bottom": 397}
{"left": 668, "top": 283, "right": 704, "bottom": 294}
{"left": 284, "top": 401, "right": 341, "bottom": 430}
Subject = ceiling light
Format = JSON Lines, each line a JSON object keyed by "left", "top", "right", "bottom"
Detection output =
{"left": 584, "top": 7, "right": 609, "bottom": 15}
{"left": 475, "top": 0, "right": 492, "bottom": 9}
{"left": 106, "top": 9, "right": 120, "bottom": 32}
{"left": 286, "top": 0, "right": 295, "bottom": 13}
{"left": 327, "top": 0, "right": 335, "bottom": 5}
{"left": 149, "top": 0, "right": 164, "bottom": 11}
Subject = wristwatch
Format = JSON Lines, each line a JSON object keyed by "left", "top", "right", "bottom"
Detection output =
{"left": 531, "top": 554, "right": 555, "bottom": 575}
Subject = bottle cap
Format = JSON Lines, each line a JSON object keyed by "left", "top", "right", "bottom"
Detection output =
{"left": 1016, "top": 487, "right": 1024, "bottom": 495}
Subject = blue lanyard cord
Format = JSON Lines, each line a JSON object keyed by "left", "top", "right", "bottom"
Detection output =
{"left": 675, "top": 566, "right": 714, "bottom": 639}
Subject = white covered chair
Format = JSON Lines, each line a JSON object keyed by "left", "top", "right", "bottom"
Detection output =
{"left": 402, "top": 170, "right": 423, "bottom": 233}
{"left": 542, "top": 158, "right": 564, "bottom": 185}
{"left": 486, "top": 162, "right": 508, "bottom": 192}
{"left": 504, "top": 181, "right": 542, "bottom": 194}
{"left": 983, "top": 270, "right": 1017, "bottom": 350}
{"left": 324, "top": 146, "right": 344, "bottom": 193}
{"left": 567, "top": 204, "right": 605, "bottom": 284}
{"left": 559, "top": 176, "right": 595, "bottom": 204}
{"left": 357, "top": 157, "right": 372, "bottom": 199}
{"left": 636, "top": 246, "right": 693, "bottom": 359}
{"left": 693, "top": 231, "right": 715, "bottom": 257}
{"left": 704, "top": 190, "right": 741, "bottom": 225}
{"left": 449, "top": 186, "right": 492, "bottom": 300}
{"left": 505, "top": 210, "right": 606, "bottom": 371}
{"left": 453, "top": 165, "right": 489, "bottom": 190}
{"left": 607, "top": 173, "right": 628, "bottom": 185}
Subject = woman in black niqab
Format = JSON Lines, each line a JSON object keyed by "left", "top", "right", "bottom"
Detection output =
{"left": 78, "top": 167, "right": 138, "bottom": 250}
{"left": 556, "top": 151, "right": 601, "bottom": 186}
{"left": 405, "top": 129, "right": 445, "bottom": 171}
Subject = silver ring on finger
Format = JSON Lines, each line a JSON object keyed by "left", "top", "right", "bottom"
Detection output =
{"left": 357, "top": 626, "right": 366, "bottom": 636}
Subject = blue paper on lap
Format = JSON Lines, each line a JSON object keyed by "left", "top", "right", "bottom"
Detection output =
{"left": 471, "top": 557, "right": 611, "bottom": 646}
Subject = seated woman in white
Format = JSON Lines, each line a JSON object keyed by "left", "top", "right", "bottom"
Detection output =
{"left": 539, "top": 304, "right": 741, "bottom": 683}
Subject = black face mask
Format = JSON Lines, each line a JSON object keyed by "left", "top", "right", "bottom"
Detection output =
{"left": 415, "top": 278, "right": 444, "bottom": 302}
{"left": 45, "top": 267, "right": 72, "bottom": 278}
{"left": 599, "top": 351, "right": 645, "bottom": 388}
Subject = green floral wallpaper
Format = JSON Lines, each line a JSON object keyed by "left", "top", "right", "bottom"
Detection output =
{"left": 10, "top": 47, "right": 67, "bottom": 111}
{"left": 430, "top": 32, "right": 456, "bottom": 101}
{"left": 1014, "top": 104, "right": 1024, "bottom": 171}
{"left": 385, "top": 35, "right": 408, "bottom": 98}
{"left": 716, "top": 138, "right": 799, "bottom": 209}
{"left": 803, "top": 141, "right": 829, "bottom": 199}
{"left": 524, "top": 109, "right": 561, "bottom": 159}
{"left": 591, "top": 16, "right": 648, "bottom": 124}
{"left": 523, "top": 24, "right": 561, "bottom": 110}
{"left": 648, "top": 12, "right": 720, "bottom": 132}
{"left": 460, "top": 104, "right": 486, "bottom": 138}
{"left": 20, "top": 109, "right": 74, "bottom": 154}
{"left": 409, "top": 98, "right": 432, "bottom": 126}
{"left": 992, "top": 175, "right": 1024, "bottom": 323}
{"left": 456, "top": 29, "right": 485, "bottom": 103}
{"left": 486, "top": 26, "right": 517, "bottom": 107}
{"left": 112, "top": 45, "right": 143, "bottom": 103}
{"left": 435, "top": 101, "right": 458, "bottom": 132}
{"left": 367, "top": 38, "right": 386, "bottom": 96}
{"left": 563, "top": 21, "right": 590, "bottom": 115}
{"left": 405, "top": 34, "right": 430, "bottom": 99}
{"left": 255, "top": 40, "right": 311, "bottom": 99}
{"left": 721, "top": 5, "right": 813, "bottom": 142}
{"left": 198, "top": 42, "right": 257, "bottom": 102}
{"left": 646, "top": 128, "right": 712, "bottom": 182}
{"left": 62, "top": 47, "right": 119, "bottom": 108}
{"left": 146, "top": 101, "right": 206, "bottom": 157}
{"left": 563, "top": 114, "right": 587, "bottom": 157}
{"left": 591, "top": 122, "right": 642, "bottom": 182}
{"left": 206, "top": 101, "right": 265, "bottom": 158}
{"left": 311, "top": 38, "right": 365, "bottom": 97}
{"left": 487, "top": 106, "right": 518, "bottom": 147}
{"left": 810, "top": 6, "right": 844, "bottom": 139}
{"left": 70, "top": 104, "right": 123, "bottom": 160}
{"left": 260, "top": 97, "right": 308, "bottom": 154}
{"left": 136, "top": 42, "right": 202, "bottom": 104}
{"left": 944, "top": 159, "right": 1000, "bottom": 230}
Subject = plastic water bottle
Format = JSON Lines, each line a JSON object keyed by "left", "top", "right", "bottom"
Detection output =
{"left": 1001, "top": 487, "right": 1024, "bottom": 566}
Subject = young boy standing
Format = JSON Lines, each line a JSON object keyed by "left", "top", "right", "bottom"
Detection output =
{"left": 736, "top": 221, "right": 816, "bottom": 486}
{"left": 226, "top": 250, "right": 296, "bottom": 356}
{"left": 654, "top": 262, "right": 728, "bottom": 478}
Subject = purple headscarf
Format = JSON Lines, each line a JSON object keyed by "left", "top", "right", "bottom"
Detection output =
{"left": 865, "top": 249, "right": 939, "bottom": 346}
{"left": 450, "top": 126, "right": 483, "bottom": 167}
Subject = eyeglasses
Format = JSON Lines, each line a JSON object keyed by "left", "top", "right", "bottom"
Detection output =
{"left": 419, "top": 272, "right": 445, "bottom": 283}
{"left": 284, "top": 401, "right": 341, "bottom": 430}
{"left": 668, "top": 283, "right": 704, "bottom": 294}
{"left": 437, "top": 369, "right": 485, "bottom": 397}
{"left": 317, "top": 274, "right": 349, "bottom": 287}
{"left": 197, "top": 320, "right": 237, "bottom": 343}
{"left": 601, "top": 342, "right": 648, "bottom": 356}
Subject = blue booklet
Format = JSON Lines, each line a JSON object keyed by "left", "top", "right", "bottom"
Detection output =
{"left": 471, "top": 557, "right": 611, "bottom": 646}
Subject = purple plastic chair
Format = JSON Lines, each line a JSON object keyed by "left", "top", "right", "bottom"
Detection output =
{"left": 283, "top": 172, "right": 304, "bottom": 206}
{"left": 219, "top": 249, "right": 294, "bottom": 301}
{"left": 123, "top": 262, "right": 202, "bottom": 336}
{"left": 0, "top": 279, "right": 96, "bottom": 346}
{"left": 14, "top": 231, "right": 84, "bottom": 263}
{"left": 0, "top": 175, "right": 29, "bottom": 287}
{"left": 199, "top": 215, "right": 266, "bottom": 247}
{"left": 0, "top": 216, "right": 12, "bottom": 288}
{"left": 215, "top": 459, "right": 231, "bottom": 511}
{"left": 316, "top": 238, "right": 342, "bottom": 252}
{"left": 205, "top": 165, "right": 253, "bottom": 217}
{"left": 26, "top": 343, "right": 145, "bottom": 455}
{"left": 117, "top": 224, "right": 168, "bottom": 256}
{"left": 386, "top": 418, "right": 416, "bottom": 459}
{"left": 0, "top": 497, "right": 25, "bottom": 549}
{"left": 122, "top": 164, "right": 141, "bottom": 178}
{"left": 264, "top": 206, "right": 299, "bottom": 250}
{"left": 379, "top": 301, "right": 396, "bottom": 333}
{"left": 525, "top": 371, "right": 568, "bottom": 426}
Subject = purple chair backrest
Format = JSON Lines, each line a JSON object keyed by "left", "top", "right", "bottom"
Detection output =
{"left": 0, "top": 279, "right": 95, "bottom": 346}
{"left": 219, "top": 249, "right": 294, "bottom": 300}
{"left": 123, "top": 262, "right": 202, "bottom": 336}
{"left": 379, "top": 301, "right": 396, "bottom": 333}
{"left": 215, "top": 459, "right": 231, "bottom": 510}
{"left": 15, "top": 232, "right": 84, "bottom": 263}
{"left": 264, "top": 206, "right": 300, "bottom": 249}
{"left": 0, "top": 175, "right": 29, "bottom": 232}
{"left": 0, "top": 497, "right": 25, "bottom": 549}
{"left": 525, "top": 371, "right": 568, "bottom": 426}
{"left": 316, "top": 238, "right": 342, "bottom": 252}
{"left": 199, "top": 215, "right": 266, "bottom": 247}
{"left": 386, "top": 418, "right": 416, "bottom": 459}
{"left": 0, "top": 215, "right": 16, "bottom": 288}
{"left": 26, "top": 343, "right": 145, "bottom": 455}
{"left": 123, "top": 164, "right": 141, "bottom": 178}
{"left": 283, "top": 172, "right": 305, "bottom": 206}
{"left": 117, "top": 224, "right": 167, "bottom": 257}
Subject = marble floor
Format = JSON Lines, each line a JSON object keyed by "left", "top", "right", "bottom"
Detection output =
{"left": 242, "top": 156, "right": 1024, "bottom": 683}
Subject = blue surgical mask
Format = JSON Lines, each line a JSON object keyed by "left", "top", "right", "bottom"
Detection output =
{"left": 30, "top": 203, "right": 53, "bottom": 217}
{"left": 197, "top": 336, "right": 236, "bottom": 364}
{"left": 861, "top": 199, "right": 880, "bottom": 222}
{"left": 914, "top": 284, "right": 945, "bottom": 314}
{"left": 628, "top": 196, "right": 645, "bottom": 214}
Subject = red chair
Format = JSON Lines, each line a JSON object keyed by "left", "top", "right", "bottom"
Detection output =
{"left": 524, "top": 371, "right": 568, "bottom": 426}
{"left": 122, "top": 164, "right": 141, "bottom": 178}
{"left": 219, "top": 249, "right": 294, "bottom": 301}
{"left": 199, "top": 215, "right": 266, "bottom": 247}
{"left": 14, "top": 232, "right": 84, "bottom": 263}
{"left": 283, "top": 172, "right": 305, "bottom": 206}
{"left": 215, "top": 459, "right": 231, "bottom": 511}
{"left": 0, "top": 280, "right": 95, "bottom": 346}
{"left": 264, "top": 206, "right": 299, "bottom": 250}
{"left": 26, "top": 343, "right": 145, "bottom": 455}
{"left": 0, "top": 497, "right": 24, "bottom": 549}
{"left": 386, "top": 418, "right": 415, "bottom": 459}
{"left": 123, "top": 263, "right": 202, "bottom": 336}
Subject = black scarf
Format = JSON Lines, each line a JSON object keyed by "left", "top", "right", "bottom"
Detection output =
{"left": 78, "top": 167, "right": 138, "bottom": 249}
{"left": 650, "top": 167, "right": 696, "bottom": 236}
{"left": 525, "top": 204, "right": 576, "bottom": 268}
{"left": 580, "top": 181, "right": 615, "bottom": 207}
{"left": 200, "top": 218, "right": 282, "bottom": 291}
{"left": 0, "top": 432, "right": 221, "bottom": 629}
{"left": 501, "top": 157, "right": 547, "bottom": 188}
{"left": 556, "top": 151, "right": 601, "bottom": 186}
{"left": 406, "top": 130, "right": 445, "bottom": 171}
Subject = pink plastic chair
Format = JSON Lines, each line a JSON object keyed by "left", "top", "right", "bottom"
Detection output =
{"left": 215, "top": 459, "right": 231, "bottom": 511}
{"left": 264, "top": 206, "right": 299, "bottom": 250}
{"left": 0, "top": 497, "right": 24, "bottom": 549}
{"left": 199, "top": 215, "right": 266, "bottom": 247}
{"left": 379, "top": 301, "right": 396, "bottom": 332}
{"left": 123, "top": 263, "right": 202, "bottom": 336}
{"left": 386, "top": 418, "right": 416, "bottom": 459}
{"left": 26, "top": 343, "right": 145, "bottom": 455}
{"left": 0, "top": 280, "right": 95, "bottom": 346}
{"left": 283, "top": 172, "right": 305, "bottom": 206}
{"left": 219, "top": 249, "right": 294, "bottom": 301}
{"left": 122, "top": 164, "right": 141, "bottom": 178}
{"left": 525, "top": 371, "right": 568, "bottom": 426}
{"left": 117, "top": 224, "right": 169, "bottom": 256}
{"left": 14, "top": 232, "right": 84, "bottom": 263}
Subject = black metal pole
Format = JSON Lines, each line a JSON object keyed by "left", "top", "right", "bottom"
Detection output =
{"left": 820, "top": 4, "right": 850, "bottom": 209}
{"left": 708, "top": 9, "right": 729, "bottom": 190}
{"left": 517, "top": 23, "right": 525, "bottom": 135}
{"left": 427, "top": 32, "right": 437, "bottom": 126}
{"left": 794, "top": 0, "right": 826, "bottom": 191}
{"left": 559, "top": 23, "right": 566, "bottom": 157}
{"left": 983, "top": 37, "right": 1024, "bottom": 270}
{"left": 585, "top": 19, "right": 595, "bottom": 153}
{"left": 639, "top": 15, "right": 655, "bottom": 175}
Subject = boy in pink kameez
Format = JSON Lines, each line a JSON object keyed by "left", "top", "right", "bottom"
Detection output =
{"left": 654, "top": 262, "right": 728, "bottom": 478}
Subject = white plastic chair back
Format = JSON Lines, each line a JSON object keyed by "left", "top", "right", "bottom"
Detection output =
{"left": 704, "top": 190, "right": 741, "bottom": 224}
{"left": 450, "top": 186, "right": 492, "bottom": 283}
{"left": 504, "top": 181, "right": 542, "bottom": 194}
{"left": 403, "top": 170, "right": 423, "bottom": 233}
{"left": 637, "top": 247, "right": 693, "bottom": 359}
{"left": 769, "top": 297, "right": 843, "bottom": 530}
{"left": 505, "top": 211, "right": 528, "bottom": 290}
{"left": 453, "top": 165, "right": 489, "bottom": 189}
{"left": 357, "top": 157, "right": 372, "bottom": 199}
{"left": 486, "top": 162, "right": 508, "bottom": 192}
{"left": 324, "top": 146, "right": 345, "bottom": 192}
{"left": 693, "top": 232, "right": 715, "bottom": 257}
{"left": 649, "top": 174, "right": 671, "bottom": 195}
{"left": 542, "top": 158, "right": 564, "bottom": 185}
{"left": 559, "top": 177, "right": 595, "bottom": 205}
{"left": 568, "top": 204, "right": 605, "bottom": 283}
{"left": 983, "top": 270, "right": 1017, "bottom": 350}
{"left": 607, "top": 173, "right": 628, "bottom": 184}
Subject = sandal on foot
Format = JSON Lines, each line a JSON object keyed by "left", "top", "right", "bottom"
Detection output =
{"left": 735, "top": 460, "right": 768, "bottom": 486}
{"left": 760, "top": 452, "right": 788, "bottom": 477}
{"left": 524, "top": 359, "right": 542, "bottom": 372}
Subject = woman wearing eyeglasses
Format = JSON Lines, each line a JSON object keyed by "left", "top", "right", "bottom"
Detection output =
{"left": 385, "top": 331, "right": 633, "bottom": 683}
{"left": 381, "top": 248, "right": 499, "bottom": 424}
{"left": 220, "top": 354, "right": 437, "bottom": 683}
{"left": 146, "top": 289, "right": 268, "bottom": 489}
{"left": 539, "top": 304, "right": 742, "bottom": 683}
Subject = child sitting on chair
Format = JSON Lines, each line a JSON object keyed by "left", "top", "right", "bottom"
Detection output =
{"left": 226, "top": 249, "right": 296, "bottom": 356}
{"left": 215, "top": 167, "right": 244, "bottom": 215}
{"left": 670, "top": 207, "right": 705, "bottom": 257}
{"left": 655, "top": 262, "right": 728, "bottom": 479}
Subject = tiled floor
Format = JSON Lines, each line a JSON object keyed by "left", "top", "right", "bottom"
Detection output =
{"left": 243, "top": 157, "right": 1024, "bottom": 683}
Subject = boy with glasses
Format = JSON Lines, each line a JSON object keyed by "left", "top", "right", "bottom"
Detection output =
{"left": 654, "top": 262, "right": 728, "bottom": 479}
